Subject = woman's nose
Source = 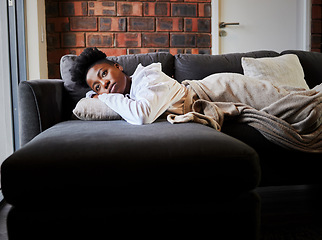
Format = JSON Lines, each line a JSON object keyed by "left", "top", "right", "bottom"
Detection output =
{"left": 100, "top": 80, "right": 109, "bottom": 89}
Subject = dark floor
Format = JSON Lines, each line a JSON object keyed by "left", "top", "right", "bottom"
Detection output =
{"left": 1, "top": 185, "right": 322, "bottom": 240}
{"left": 257, "top": 185, "right": 322, "bottom": 240}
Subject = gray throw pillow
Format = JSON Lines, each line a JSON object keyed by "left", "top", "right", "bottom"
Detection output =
{"left": 73, "top": 98, "right": 122, "bottom": 121}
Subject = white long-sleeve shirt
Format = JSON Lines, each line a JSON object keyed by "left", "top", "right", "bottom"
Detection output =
{"left": 89, "top": 63, "right": 188, "bottom": 125}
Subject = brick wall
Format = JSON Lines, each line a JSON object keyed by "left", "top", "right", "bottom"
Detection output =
{"left": 311, "top": 0, "right": 322, "bottom": 52}
{"left": 45, "top": 0, "right": 212, "bottom": 79}
{"left": 46, "top": 1, "right": 321, "bottom": 79}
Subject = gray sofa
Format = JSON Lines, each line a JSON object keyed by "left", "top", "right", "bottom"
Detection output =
{"left": 2, "top": 50, "right": 322, "bottom": 239}
{"left": 1, "top": 50, "right": 321, "bottom": 207}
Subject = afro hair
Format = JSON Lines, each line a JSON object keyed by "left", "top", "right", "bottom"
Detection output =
{"left": 70, "top": 47, "right": 115, "bottom": 88}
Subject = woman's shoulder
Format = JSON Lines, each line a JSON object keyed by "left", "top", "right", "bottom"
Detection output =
{"left": 132, "top": 62, "right": 162, "bottom": 78}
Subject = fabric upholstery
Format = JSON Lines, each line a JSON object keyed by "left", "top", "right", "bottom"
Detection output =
{"left": 174, "top": 51, "right": 279, "bottom": 82}
{"left": 2, "top": 119, "right": 260, "bottom": 207}
{"left": 18, "top": 80, "right": 65, "bottom": 147}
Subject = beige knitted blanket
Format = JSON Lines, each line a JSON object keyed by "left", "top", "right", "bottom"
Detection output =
{"left": 167, "top": 73, "right": 322, "bottom": 153}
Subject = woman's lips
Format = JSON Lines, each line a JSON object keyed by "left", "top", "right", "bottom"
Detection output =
{"left": 109, "top": 83, "right": 116, "bottom": 93}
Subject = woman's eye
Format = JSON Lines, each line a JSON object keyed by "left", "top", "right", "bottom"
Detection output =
{"left": 102, "top": 70, "right": 107, "bottom": 78}
{"left": 95, "top": 84, "right": 100, "bottom": 92}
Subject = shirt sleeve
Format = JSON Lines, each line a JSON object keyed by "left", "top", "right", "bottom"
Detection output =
{"left": 98, "top": 63, "right": 178, "bottom": 125}
{"left": 98, "top": 93, "right": 153, "bottom": 125}
{"left": 85, "top": 90, "right": 97, "bottom": 98}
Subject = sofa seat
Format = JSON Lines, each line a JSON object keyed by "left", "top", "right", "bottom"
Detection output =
{"left": 2, "top": 119, "right": 260, "bottom": 207}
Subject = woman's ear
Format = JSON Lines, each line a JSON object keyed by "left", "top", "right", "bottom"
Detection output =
{"left": 114, "top": 63, "right": 123, "bottom": 71}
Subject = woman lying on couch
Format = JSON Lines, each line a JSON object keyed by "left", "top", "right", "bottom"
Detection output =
{"left": 71, "top": 47, "right": 188, "bottom": 125}
{"left": 70, "top": 47, "right": 322, "bottom": 152}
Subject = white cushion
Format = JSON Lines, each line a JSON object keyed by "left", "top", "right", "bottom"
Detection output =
{"left": 73, "top": 98, "right": 122, "bottom": 121}
{"left": 242, "top": 54, "right": 309, "bottom": 90}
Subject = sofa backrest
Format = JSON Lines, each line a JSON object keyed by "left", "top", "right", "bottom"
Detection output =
{"left": 174, "top": 50, "right": 322, "bottom": 89}
{"left": 174, "top": 51, "right": 280, "bottom": 82}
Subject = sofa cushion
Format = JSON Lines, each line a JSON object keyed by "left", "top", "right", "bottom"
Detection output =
{"left": 241, "top": 54, "right": 309, "bottom": 90}
{"left": 1, "top": 119, "right": 260, "bottom": 207}
{"left": 281, "top": 50, "right": 322, "bottom": 89}
{"left": 174, "top": 51, "right": 279, "bottom": 82}
{"left": 60, "top": 52, "right": 175, "bottom": 110}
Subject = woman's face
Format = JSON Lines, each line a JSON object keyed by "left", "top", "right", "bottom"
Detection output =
{"left": 86, "top": 62, "right": 131, "bottom": 95}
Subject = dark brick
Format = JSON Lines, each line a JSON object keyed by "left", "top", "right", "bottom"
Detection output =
{"left": 47, "top": 63, "right": 60, "bottom": 79}
{"left": 311, "top": 34, "right": 322, "bottom": 48}
{"left": 70, "top": 17, "right": 97, "bottom": 31}
{"left": 47, "top": 48, "right": 71, "bottom": 64}
{"left": 128, "top": 49, "right": 155, "bottom": 54}
{"left": 198, "top": 19, "right": 211, "bottom": 32}
{"left": 129, "top": 17, "right": 154, "bottom": 31}
{"left": 312, "top": 20, "right": 322, "bottom": 34}
{"left": 88, "top": 1, "right": 116, "bottom": 16}
{"left": 157, "top": 18, "right": 183, "bottom": 31}
{"left": 142, "top": 33, "right": 169, "bottom": 47}
{"left": 61, "top": 33, "right": 85, "bottom": 47}
{"left": 102, "top": 2, "right": 115, "bottom": 7}
{"left": 156, "top": 3, "right": 170, "bottom": 16}
{"left": 185, "top": 18, "right": 210, "bottom": 32}
{"left": 311, "top": 48, "right": 321, "bottom": 52}
{"left": 47, "top": 33, "right": 60, "bottom": 48}
{"left": 197, "top": 34, "right": 211, "bottom": 47}
{"left": 87, "top": 33, "right": 113, "bottom": 47}
{"left": 156, "top": 49, "right": 170, "bottom": 53}
{"left": 60, "top": 2, "right": 87, "bottom": 16}
{"left": 68, "top": 48, "right": 84, "bottom": 56}
{"left": 169, "top": 48, "right": 185, "bottom": 55}
{"left": 117, "top": 2, "right": 142, "bottom": 16}
{"left": 199, "top": 3, "right": 211, "bottom": 17}
{"left": 144, "top": 2, "right": 170, "bottom": 16}
{"left": 185, "top": 19, "right": 193, "bottom": 31}
{"left": 46, "top": 17, "right": 69, "bottom": 32}
{"left": 128, "top": 49, "right": 142, "bottom": 54}
{"left": 185, "top": 49, "right": 192, "bottom": 54}
{"left": 198, "top": 48, "right": 211, "bottom": 54}
{"left": 312, "top": 5, "right": 322, "bottom": 19}
{"left": 172, "top": 3, "right": 197, "bottom": 17}
{"left": 45, "top": 2, "right": 59, "bottom": 17}
{"left": 186, "top": 48, "right": 211, "bottom": 54}
{"left": 62, "top": 34, "right": 76, "bottom": 48}
{"left": 99, "top": 18, "right": 126, "bottom": 31}
{"left": 116, "top": 33, "right": 141, "bottom": 48}
{"left": 170, "top": 33, "right": 196, "bottom": 47}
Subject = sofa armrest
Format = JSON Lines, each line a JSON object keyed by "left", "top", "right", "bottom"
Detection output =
{"left": 18, "top": 79, "right": 65, "bottom": 147}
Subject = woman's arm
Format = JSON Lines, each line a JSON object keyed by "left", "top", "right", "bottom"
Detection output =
{"left": 98, "top": 82, "right": 173, "bottom": 125}
{"left": 98, "top": 63, "right": 183, "bottom": 125}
